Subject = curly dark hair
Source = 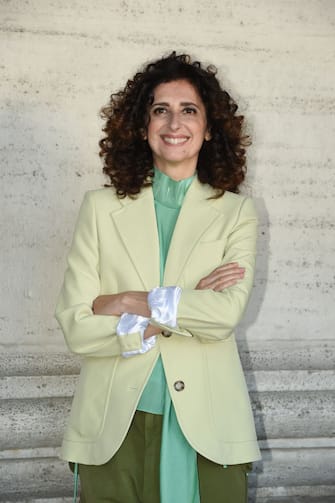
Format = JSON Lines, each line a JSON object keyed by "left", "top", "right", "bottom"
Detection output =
{"left": 99, "top": 52, "right": 249, "bottom": 198}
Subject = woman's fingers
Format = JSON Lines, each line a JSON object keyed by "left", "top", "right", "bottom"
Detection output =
{"left": 196, "top": 263, "right": 245, "bottom": 291}
{"left": 144, "top": 324, "right": 162, "bottom": 339}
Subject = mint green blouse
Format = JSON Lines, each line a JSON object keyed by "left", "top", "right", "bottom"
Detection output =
{"left": 137, "top": 168, "right": 200, "bottom": 503}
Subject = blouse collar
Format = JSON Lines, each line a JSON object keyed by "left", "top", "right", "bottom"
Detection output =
{"left": 152, "top": 167, "right": 195, "bottom": 209}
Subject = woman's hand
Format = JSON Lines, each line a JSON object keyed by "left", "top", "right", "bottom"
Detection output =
{"left": 93, "top": 292, "right": 160, "bottom": 340}
{"left": 93, "top": 291, "right": 150, "bottom": 317}
{"left": 196, "top": 262, "right": 245, "bottom": 292}
{"left": 92, "top": 294, "right": 125, "bottom": 316}
{"left": 144, "top": 323, "right": 162, "bottom": 339}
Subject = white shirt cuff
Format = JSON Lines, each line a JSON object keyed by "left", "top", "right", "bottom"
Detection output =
{"left": 117, "top": 313, "right": 156, "bottom": 358}
{"left": 148, "top": 286, "right": 182, "bottom": 328}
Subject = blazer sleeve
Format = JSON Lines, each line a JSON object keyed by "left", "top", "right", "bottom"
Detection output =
{"left": 153, "top": 197, "right": 258, "bottom": 342}
{"left": 55, "top": 191, "right": 143, "bottom": 357}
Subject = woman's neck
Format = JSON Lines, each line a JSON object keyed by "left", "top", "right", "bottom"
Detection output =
{"left": 153, "top": 161, "right": 196, "bottom": 181}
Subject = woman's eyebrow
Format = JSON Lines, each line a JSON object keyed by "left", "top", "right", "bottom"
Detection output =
{"left": 151, "top": 101, "right": 199, "bottom": 107}
{"left": 151, "top": 101, "right": 169, "bottom": 107}
{"left": 180, "top": 102, "right": 199, "bottom": 107}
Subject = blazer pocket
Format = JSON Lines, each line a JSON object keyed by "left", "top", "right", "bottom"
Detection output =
{"left": 184, "top": 239, "right": 227, "bottom": 288}
{"left": 65, "top": 358, "right": 118, "bottom": 441}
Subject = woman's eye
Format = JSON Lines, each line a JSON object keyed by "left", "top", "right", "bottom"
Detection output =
{"left": 152, "top": 107, "right": 167, "bottom": 115}
{"left": 183, "top": 107, "right": 197, "bottom": 114}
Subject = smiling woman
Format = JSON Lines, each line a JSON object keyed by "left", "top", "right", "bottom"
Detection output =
{"left": 56, "top": 52, "right": 260, "bottom": 503}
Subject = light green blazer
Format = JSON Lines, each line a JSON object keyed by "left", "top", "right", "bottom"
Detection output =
{"left": 56, "top": 177, "right": 261, "bottom": 465}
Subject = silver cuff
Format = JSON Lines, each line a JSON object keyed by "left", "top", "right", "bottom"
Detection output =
{"left": 117, "top": 313, "right": 156, "bottom": 358}
{"left": 148, "top": 286, "right": 182, "bottom": 328}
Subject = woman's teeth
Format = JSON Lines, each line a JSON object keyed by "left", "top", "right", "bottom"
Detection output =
{"left": 162, "top": 136, "right": 188, "bottom": 145}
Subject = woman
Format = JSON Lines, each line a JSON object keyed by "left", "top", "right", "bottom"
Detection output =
{"left": 56, "top": 52, "right": 260, "bottom": 503}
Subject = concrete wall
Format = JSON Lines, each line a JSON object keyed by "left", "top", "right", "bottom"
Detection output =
{"left": 1, "top": 0, "right": 334, "bottom": 501}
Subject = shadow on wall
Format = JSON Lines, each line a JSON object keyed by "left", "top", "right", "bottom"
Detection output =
{"left": 236, "top": 196, "right": 270, "bottom": 503}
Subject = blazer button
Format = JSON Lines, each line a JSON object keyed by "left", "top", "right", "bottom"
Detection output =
{"left": 162, "top": 330, "right": 172, "bottom": 338}
{"left": 174, "top": 380, "right": 185, "bottom": 392}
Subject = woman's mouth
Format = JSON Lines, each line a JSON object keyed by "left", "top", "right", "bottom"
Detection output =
{"left": 161, "top": 135, "right": 189, "bottom": 145}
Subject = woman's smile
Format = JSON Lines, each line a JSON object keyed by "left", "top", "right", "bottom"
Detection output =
{"left": 160, "top": 134, "right": 190, "bottom": 145}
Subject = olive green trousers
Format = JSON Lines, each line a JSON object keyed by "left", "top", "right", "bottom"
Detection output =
{"left": 78, "top": 411, "right": 251, "bottom": 503}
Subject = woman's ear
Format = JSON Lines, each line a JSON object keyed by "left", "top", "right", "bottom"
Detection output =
{"left": 140, "top": 128, "right": 147, "bottom": 140}
{"left": 204, "top": 130, "right": 211, "bottom": 141}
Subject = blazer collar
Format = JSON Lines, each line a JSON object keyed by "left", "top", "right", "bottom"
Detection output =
{"left": 110, "top": 178, "right": 220, "bottom": 289}
{"left": 110, "top": 188, "right": 160, "bottom": 290}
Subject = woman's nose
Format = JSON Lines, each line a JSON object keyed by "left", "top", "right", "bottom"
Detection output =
{"left": 168, "top": 112, "right": 181, "bottom": 130}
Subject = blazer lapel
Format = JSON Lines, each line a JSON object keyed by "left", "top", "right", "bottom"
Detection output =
{"left": 164, "top": 178, "right": 220, "bottom": 285}
{"left": 111, "top": 188, "right": 160, "bottom": 290}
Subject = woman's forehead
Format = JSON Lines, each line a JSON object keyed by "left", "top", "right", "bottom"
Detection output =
{"left": 152, "top": 79, "right": 203, "bottom": 105}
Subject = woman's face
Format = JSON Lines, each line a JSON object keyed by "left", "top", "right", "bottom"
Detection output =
{"left": 147, "top": 79, "right": 209, "bottom": 180}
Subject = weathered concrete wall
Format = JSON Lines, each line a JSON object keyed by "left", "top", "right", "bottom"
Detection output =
{"left": 1, "top": 0, "right": 334, "bottom": 501}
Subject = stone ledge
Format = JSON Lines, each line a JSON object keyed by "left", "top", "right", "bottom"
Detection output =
{"left": 0, "top": 376, "right": 78, "bottom": 400}
{"left": 0, "top": 391, "right": 334, "bottom": 450}
{"left": 253, "top": 496, "right": 335, "bottom": 503}
{"left": 0, "top": 339, "right": 334, "bottom": 376}
{"left": 1, "top": 369, "right": 335, "bottom": 400}
{"left": 0, "top": 398, "right": 71, "bottom": 450}
{"left": 2, "top": 436, "right": 335, "bottom": 461}
{"left": 251, "top": 390, "right": 335, "bottom": 439}
{"left": 238, "top": 339, "right": 335, "bottom": 371}
{"left": 1, "top": 500, "right": 73, "bottom": 503}
{"left": 0, "top": 354, "right": 80, "bottom": 378}
{"left": 251, "top": 484, "right": 335, "bottom": 503}
{"left": 247, "top": 369, "right": 335, "bottom": 392}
